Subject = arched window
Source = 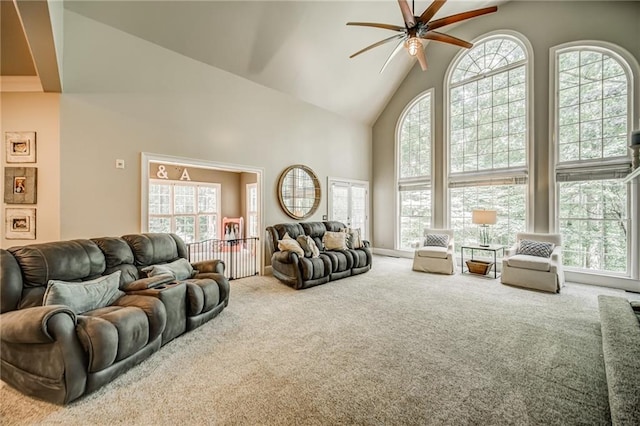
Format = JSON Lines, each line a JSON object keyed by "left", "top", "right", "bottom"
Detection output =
{"left": 396, "top": 89, "right": 433, "bottom": 249}
{"left": 447, "top": 33, "right": 531, "bottom": 248}
{"left": 553, "top": 43, "right": 634, "bottom": 275}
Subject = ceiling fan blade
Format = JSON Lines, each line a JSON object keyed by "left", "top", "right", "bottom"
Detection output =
{"left": 421, "top": 31, "right": 473, "bottom": 49}
{"left": 427, "top": 6, "right": 498, "bottom": 31}
{"left": 397, "top": 0, "right": 416, "bottom": 27}
{"left": 349, "top": 34, "right": 405, "bottom": 59}
{"left": 415, "top": 46, "right": 428, "bottom": 71}
{"left": 380, "top": 39, "right": 407, "bottom": 74}
{"left": 419, "top": 0, "right": 447, "bottom": 24}
{"left": 346, "top": 22, "right": 406, "bottom": 32}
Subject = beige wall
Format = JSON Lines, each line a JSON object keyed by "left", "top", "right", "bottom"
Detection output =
{"left": 149, "top": 162, "right": 242, "bottom": 218}
{"left": 1, "top": 92, "right": 60, "bottom": 248}
{"left": 372, "top": 1, "right": 640, "bottom": 251}
{"left": 59, "top": 9, "right": 371, "bottom": 240}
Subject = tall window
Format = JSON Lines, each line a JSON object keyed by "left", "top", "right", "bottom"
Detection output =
{"left": 148, "top": 180, "right": 221, "bottom": 243}
{"left": 397, "top": 89, "right": 433, "bottom": 249}
{"left": 447, "top": 34, "right": 530, "bottom": 248}
{"left": 246, "top": 183, "right": 258, "bottom": 238}
{"left": 554, "top": 44, "right": 633, "bottom": 274}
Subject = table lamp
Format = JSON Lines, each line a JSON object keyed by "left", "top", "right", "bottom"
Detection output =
{"left": 472, "top": 209, "right": 497, "bottom": 247}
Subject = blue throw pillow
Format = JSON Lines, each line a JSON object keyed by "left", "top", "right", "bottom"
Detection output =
{"left": 43, "top": 271, "right": 124, "bottom": 314}
{"left": 517, "top": 239, "right": 554, "bottom": 258}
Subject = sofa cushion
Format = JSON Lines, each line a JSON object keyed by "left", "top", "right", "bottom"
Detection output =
{"left": 8, "top": 240, "right": 106, "bottom": 288}
{"left": 142, "top": 258, "right": 194, "bottom": 280}
{"left": 184, "top": 279, "right": 220, "bottom": 316}
{"left": 323, "top": 231, "right": 348, "bottom": 250}
{"left": 425, "top": 234, "right": 449, "bottom": 248}
{"left": 517, "top": 239, "right": 554, "bottom": 258}
{"left": 299, "top": 256, "right": 330, "bottom": 280}
{"left": 77, "top": 305, "right": 149, "bottom": 372}
{"left": 92, "top": 237, "right": 140, "bottom": 286}
{"left": 43, "top": 271, "right": 124, "bottom": 314}
{"left": 122, "top": 233, "right": 182, "bottom": 266}
{"left": 416, "top": 246, "right": 448, "bottom": 259}
{"left": 506, "top": 254, "right": 551, "bottom": 271}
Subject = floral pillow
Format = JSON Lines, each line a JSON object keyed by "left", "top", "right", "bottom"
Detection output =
{"left": 322, "top": 231, "right": 348, "bottom": 251}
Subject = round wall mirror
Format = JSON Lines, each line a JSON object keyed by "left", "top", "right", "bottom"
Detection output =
{"left": 277, "top": 164, "right": 321, "bottom": 220}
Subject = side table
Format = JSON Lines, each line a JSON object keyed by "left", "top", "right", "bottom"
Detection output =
{"left": 461, "top": 244, "right": 505, "bottom": 279}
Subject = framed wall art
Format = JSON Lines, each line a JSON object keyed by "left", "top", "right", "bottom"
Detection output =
{"left": 5, "top": 208, "right": 36, "bottom": 240}
{"left": 4, "top": 167, "right": 37, "bottom": 204}
{"left": 5, "top": 131, "right": 36, "bottom": 163}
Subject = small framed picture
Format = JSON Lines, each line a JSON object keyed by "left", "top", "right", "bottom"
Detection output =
{"left": 5, "top": 208, "right": 36, "bottom": 240}
{"left": 5, "top": 131, "right": 36, "bottom": 163}
{"left": 4, "top": 167, "right": 37, "bottom": 204}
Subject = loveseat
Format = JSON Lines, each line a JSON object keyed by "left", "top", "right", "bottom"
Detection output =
{"left": 266, "top": 221, "right": 372, "bottom": 289}
{"left": 0, "top": 233, "right": 229, "bottom": 405}
{"left": 598, "top": 295, "right": 640, "bottom": 425}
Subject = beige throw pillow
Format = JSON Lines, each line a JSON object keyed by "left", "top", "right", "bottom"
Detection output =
{"left": 278, "top": 232, "right": 304, "bottom": 257}
{"left": 323, "top": 231, "right": 348, "bottom": 250}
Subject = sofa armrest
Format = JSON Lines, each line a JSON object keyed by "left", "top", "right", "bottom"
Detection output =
{"left": 121, "top": 274, "right": 175, "bottom": 291}
{"left": 504, "top": 244, "right": 519, "bottom": 258}
{"left": 0, "top": 305, "right": 76, "bottom": 343}
{"left": 272, "top": 250, "right": 299, "bottom": 264}
{"left": 192, "top": 259, "right": 225, "bottom": 274}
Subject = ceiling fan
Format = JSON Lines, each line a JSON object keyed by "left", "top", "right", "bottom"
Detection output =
{"left": 347, "top": 0, "right": 498, "bottom": 72}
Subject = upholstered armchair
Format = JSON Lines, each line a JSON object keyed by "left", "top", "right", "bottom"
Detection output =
{"left": 412, "top": 229, "right": 456, "bottom": 275}
{"left": 501, "top": 232, "right": 565, "bottom": 293}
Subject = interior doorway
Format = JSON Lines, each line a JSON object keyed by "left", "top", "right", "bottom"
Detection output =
{"left": 141, "top": 152, "right": 264, "bottom": 277}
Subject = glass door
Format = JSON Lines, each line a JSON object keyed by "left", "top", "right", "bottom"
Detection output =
{"left": 328, "top": 178, "right": 369, "bottom": 239}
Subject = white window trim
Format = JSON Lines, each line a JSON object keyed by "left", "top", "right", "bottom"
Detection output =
{"left": 246, "top": 182, "right": 258, "bottom": 238}
{"left": 395, "top": 88, "right": 435, "bottom": 250}
{"left": 149, "top": 179, "right": 221, "bottom": 241}
{"left": 443, "top": 30, "right": 535, "bottom": 231}
{"left": 327, "top": 177, "right": 370, "bottom": 240}
{"left": 549, "top": 41, "right": 640, "bottom": 284}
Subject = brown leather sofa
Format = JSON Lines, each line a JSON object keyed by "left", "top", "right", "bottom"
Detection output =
{"left": 0, "top": 233, "right": 229, "bottom": 405}
{"left": 266, "top": 221, "right": 372, "bottom": 289}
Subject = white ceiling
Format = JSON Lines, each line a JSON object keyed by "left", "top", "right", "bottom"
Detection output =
{"left": 64, "top": 0, "right": 502, "bottom": 124}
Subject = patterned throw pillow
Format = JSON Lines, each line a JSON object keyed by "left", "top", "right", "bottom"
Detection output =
{"left": 425, "top": 233, "right": 449, "bottom": 247}
{"left": 322, "top": 231, "right": 348, "bottom": 250}
{"left": 517, "top": 239, "right": 555, "bottom": 258}
{"left": 340, "top": 227, "right": 363, "bottom": 249}
{"left": 297, "top": 235, "right": 320, "bottom": 258}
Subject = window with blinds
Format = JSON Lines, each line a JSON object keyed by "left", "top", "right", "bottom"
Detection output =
{"left": 447, "top": 33, "right": 531, "bottom": 248}
{"left": 397, "top": 89, "right": 433, "bottom": 249}
{"left": 553, "top": 44, "right": 633, "bottom": 274}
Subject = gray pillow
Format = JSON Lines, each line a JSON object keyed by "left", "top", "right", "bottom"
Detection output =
{"left": 142, "top": 258, "right": 194, "bottom": 280}
{"left": 517, "top": 239, "right": 555, "bottom": 258}
{"left": 43, "top": 271, "right": 124, "bottom": 314}
{"left": 297, "top": 235, "right": 320, "bottom": 258}
{"left": 425, "top": 234, "right": 449, "bottom": 247}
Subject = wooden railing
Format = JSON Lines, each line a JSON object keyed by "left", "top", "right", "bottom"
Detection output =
{"left": 187, "top": 237, "right": 259, "bottom": 280}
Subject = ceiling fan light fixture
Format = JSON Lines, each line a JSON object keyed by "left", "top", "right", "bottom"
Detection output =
{"left": 407, "top": 37, "right": 422, "bottom": 56}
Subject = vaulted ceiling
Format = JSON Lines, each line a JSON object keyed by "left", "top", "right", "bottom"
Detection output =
{"left": 3, "top": 0, "right": 505, "bottom": 124}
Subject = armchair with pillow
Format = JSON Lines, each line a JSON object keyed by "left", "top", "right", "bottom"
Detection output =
{"left": 412, "top": 229, "right": 456, "bottom": 275}
{"left": 501, "top": 232, "right": 565, "bottom": 293}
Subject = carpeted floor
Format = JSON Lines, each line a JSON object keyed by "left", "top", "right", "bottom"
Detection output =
{"left": 2, "top": 255, "right": 638, "bottom": 425}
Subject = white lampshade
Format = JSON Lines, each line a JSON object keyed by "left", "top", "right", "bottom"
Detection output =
{"left": 472, "top": 209, "right": 497, "bottom": 225}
